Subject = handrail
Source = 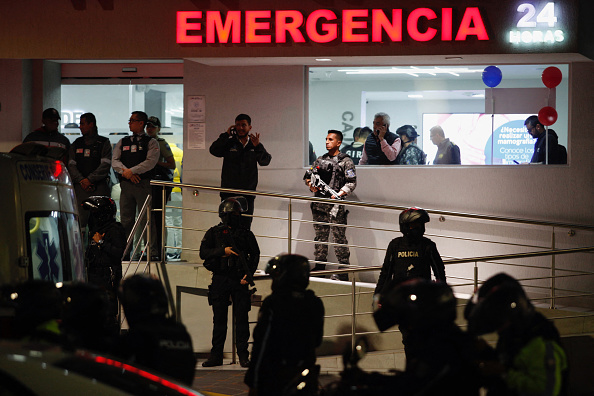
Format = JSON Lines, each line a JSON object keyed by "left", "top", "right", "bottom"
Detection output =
{"left": 149, "top": 180, "right": 594, "bottom": 357}
{"left": 150, "top": 180, "right": 594, "bottom": 231}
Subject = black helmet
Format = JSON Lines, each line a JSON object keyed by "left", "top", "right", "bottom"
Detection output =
{"left": 82, "top": 196, "right": 117, "bottom": 230}
{"left": 265, "top": 254, "right": 311, "bottom": 291}
{"left": 119, "top": 274, "right": 169, "bottom": 325}
{"left": 218, "top": 196, "right": 246, "bottom": 227}
{"left": 465, "top": 273, "right": 534, "bottom": 335}
{"left": 399, "top": 207, "right": 429, "bottom": 239}
{"left": 373, "top": 278, "right": 456, "bottom": 332}
{"left": 396, "top": 125, "right": 419, "bottom": 140}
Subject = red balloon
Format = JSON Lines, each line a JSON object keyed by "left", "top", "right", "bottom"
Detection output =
{"left": 538, "top": 106, "right": 558, "bottom": 126}
{"left": 542, "top": 66, "right": 562, "bottom": 88}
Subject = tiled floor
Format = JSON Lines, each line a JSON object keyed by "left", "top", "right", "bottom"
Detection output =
{"left": 190, "top": 363, "right": 340, "bottom": 396}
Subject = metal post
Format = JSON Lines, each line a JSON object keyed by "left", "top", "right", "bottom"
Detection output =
{"left": 232, "top": 303, "right": 237, "bottom": 364}
{"left": 351, "top": 273, "right": 357, "bottom": 352}
{"left": 287, "top": 199, "right": 292, "bottom": 254}
{"left": 146, "top": 198, "right": 151, "bottom": 274}
{"left": 474, "top": 261, "right": 479, "bottom": 292}
{"left": 161, "top": 185, "right": 167, "bottom": 262}
{"left": 551, "top": 228, "right": 556, "bottom": 309}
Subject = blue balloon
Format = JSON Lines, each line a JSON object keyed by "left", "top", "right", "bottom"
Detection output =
{"left": 482, "top": 65, "right": 502, "bottom": 88}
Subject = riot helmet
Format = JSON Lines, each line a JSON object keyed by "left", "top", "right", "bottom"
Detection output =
{"left": 119, "top": 274, "right": 169, "bottom": 326}
{"left": 265, "top": 254, "right": 311, "bottom": 292}
{"left": 373, "top": 278, "right": 456, "bottom": 332}
{"left": 82, "top": 196, "right": 117, "bottom": 231}
{"left": 396, "top": 125, "right": 419, "bottom": 140}
{"left": 218, "top": 196, "right": 246, "bottom": 227}
{"left": 465, "top": 273, "right": 534, "bottom": 335}
{"left": 399, "top": 207, "right": 430, "bottom": 240}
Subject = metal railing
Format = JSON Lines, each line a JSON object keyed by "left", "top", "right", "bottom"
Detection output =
{"left": 149, "top": 180, "right": 594, "bottom": 351}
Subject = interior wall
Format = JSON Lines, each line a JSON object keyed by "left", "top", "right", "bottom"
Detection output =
{"left": 182, "top": 60, "right": 593, "bottom": 268}
{"left": 0, "top": 60, "right": 25, "bottom": 151}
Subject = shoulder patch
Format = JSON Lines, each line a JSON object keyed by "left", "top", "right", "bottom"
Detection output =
{"left": 346, "top": 169, "right": 356, "bottom": 178}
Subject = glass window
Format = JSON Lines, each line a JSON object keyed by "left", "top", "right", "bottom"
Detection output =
{"left": 26, "top": 212, "right": 83, "bottom": 283}
{"left": 308, "top": 64, "right": 568, "bottom": 166}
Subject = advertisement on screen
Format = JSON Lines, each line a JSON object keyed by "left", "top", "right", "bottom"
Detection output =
{"left": 422, "top": 113, "right": 533, "bottom": 165}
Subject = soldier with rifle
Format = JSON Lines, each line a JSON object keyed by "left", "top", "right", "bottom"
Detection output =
{"left": 304, "top": 130, "right": 357, "bottom": 281}
{"left": 200, "top": 197, "right": 260, "bottom": 368}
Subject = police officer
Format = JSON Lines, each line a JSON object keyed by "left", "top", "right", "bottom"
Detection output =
{"left": 115, "top": 274, "right": 197, "bottom": 386}
{"left": 465, "top": 273, "right": 568, "bottom": 396}
{"left": 340, "top": 126, "right": 371, "bottom": 165}
{"left": 68, "top": 113, "right": 112, "bottom": 242}
{"left": 395, "top": 125, "right": 427, "bottom": 165}
{"left": 82, "top": 196, "right": 126, "bottom": 329}
{"left": 200, "top": 197, "right": 260, "bottom": 368}
{"left": 367, "top": 279, "right": 481, "bottom": 396}
{"left": 374, "top": 207, "right": 446, "bottom": 296}
{"left": 304, "top": 130, "right": 356, "bottom": 281}
{"left": 111, "top": 111, "right": 159, "bottom": 248}
{"left": 245, "top": 254, "right": 324, "bottom": 396}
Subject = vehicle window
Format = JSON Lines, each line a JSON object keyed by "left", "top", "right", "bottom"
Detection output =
{"left": 26, "top": 212, "right": 81, "bottom": 283}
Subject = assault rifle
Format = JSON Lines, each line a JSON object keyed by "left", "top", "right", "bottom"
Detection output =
{"left": 223, "top": 228, "right": 256, "bottom": 289}
{"left": 306, "top": 166, "right": 343, "bottom": 200}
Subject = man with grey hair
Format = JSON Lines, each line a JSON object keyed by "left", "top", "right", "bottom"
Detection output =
{"left": 430, "top": 125, "right": 461, "bottom": 165}
{"left": 359, "top": 112, "right": 401, "bottom": 165}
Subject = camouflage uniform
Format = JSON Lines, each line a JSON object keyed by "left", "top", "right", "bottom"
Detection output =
{"left": 304, "top": 152, "right": 356, "bottom": 270}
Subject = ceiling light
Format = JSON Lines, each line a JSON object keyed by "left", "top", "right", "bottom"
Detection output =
{"left": 472, "top": 93, "right": 485, "bottom": 98}
{"left": 408, "top": 94, "right": 423, "bottom": 98}
{"left": 315, "top": 58, "right": 332, "bottom": 62}
{"left": 337, "top": 66, "right": 483, "bottom": 76}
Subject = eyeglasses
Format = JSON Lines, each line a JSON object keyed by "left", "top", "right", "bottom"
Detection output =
{"left": 128, "top": 119, "right": 141, "bottom": 123}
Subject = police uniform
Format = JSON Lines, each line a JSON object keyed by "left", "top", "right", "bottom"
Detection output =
{"left": 68, "top": 134, "right": 112, "bottom": 231}
{"left": 374, "top": 236, "right": 446, "bottom": 295}
{"left": 112, "top": 133, "right": 159, "bottom": 242}
{"left": 86, "top": 220, "right": 126, "bottom": 324}
{"left": 305, "top": 152, "right": 356, "bottom": 270}
{"left": 340, "top": 141, "right": 364, "bottom": 165}
{"left": 114, "top": 317, "right": 197, "bottom": 385}
{"left": 200, "top": 223, "right": 260, "bottom": 362}
{"left": 245, "top": 289, "right": 324, "bottom": 396}
{"left": 151, "top": 136, "right": 175, "bottom": 258}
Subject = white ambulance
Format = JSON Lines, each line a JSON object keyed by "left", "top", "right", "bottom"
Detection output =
{"left": 0, "top": 144, "right": 84, "bottom": 285}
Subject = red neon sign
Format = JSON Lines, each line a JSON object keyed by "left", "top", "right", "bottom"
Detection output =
{"left": 176, "top": 8, "right": 490, "bottom": 45}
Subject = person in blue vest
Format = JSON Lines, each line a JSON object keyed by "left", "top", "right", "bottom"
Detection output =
{"left": 68, "top": 113, "right": 112, "bottom": 242}
{"left": 359, "top": 112, "right": 401, "bottom": 165}
{"left": 112, "top": 111, "right": 159, "bottom": 251}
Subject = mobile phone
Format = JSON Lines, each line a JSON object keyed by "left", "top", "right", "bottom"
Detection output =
{"left": 230, "top": 127, "right": 237, "bottom": 135}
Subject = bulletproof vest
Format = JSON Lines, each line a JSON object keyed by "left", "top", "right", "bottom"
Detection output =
{"left": 73, "top": 135, "right": 108, "bottom": 178}
{"left": 212, "top": 225, "right": 251, "bottom": 276}
{"left": 119, "top": 134, "right": 155, "bottom": 179}
{"left": 388, "top": 238, "right": 432, "bottom": 285}
{"left": 364, "top": 131, "right": 399, "bottom": 164}
{"left": 314, "top": 158, "right": 335, "bottom": 185}
{"left": 153, "top": 137, "right": 174, "bottom": 181}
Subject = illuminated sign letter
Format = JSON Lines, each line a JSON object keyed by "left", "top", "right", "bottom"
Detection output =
{"left": 455, "top": 7, "right": 489, "bottom": 40}
{"left": 206, "top": 11, "right": 241, "bottom": 43}
{"left": 177, "top": 11, "right": 202, "bottom": 43}
{"left": 371, "top": 9, "right": 402, "bottom": 42}
{"left": 276, "top": 10, "right": 306, "bottom": 43}
{"left": 306, "top": 10, "right": 338, "bottom": 43}
{"left": 342, "top": 9, "right": 368, "bottom": 42}
{"left": 245, "top": 10, "right": 272, "bottom": 43}
{"left": 407, "top": 8, "right": 437, "bottom": 41}
{"left": 441, "top": 8, "right": 453, "bottom": 41}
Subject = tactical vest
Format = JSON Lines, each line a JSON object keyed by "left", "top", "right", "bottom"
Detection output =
{"left": 386, "top": 238, "right": 432, "bottom": 287}
{"left": 364, "top": 131, "right": 399, "bottom": 164}
{"left": 72, "top": 135, "right": 109, "bottom": 178}
{"left": 119, "top": 134, "right": 155, "bottom": 179}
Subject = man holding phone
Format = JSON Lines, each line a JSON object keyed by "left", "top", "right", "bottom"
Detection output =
{"left": 359, "top": 112, "right": 401, "bottom": 165}
{"left": 209, "top": 113, "right": 272, "bottom": 229}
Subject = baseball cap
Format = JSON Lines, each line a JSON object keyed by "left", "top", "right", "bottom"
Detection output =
{"left": 147, "top": 116, "right": 161, "bottom": 128}
{"left": 42, "top": 108, "right": 61, "bottom": 120}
